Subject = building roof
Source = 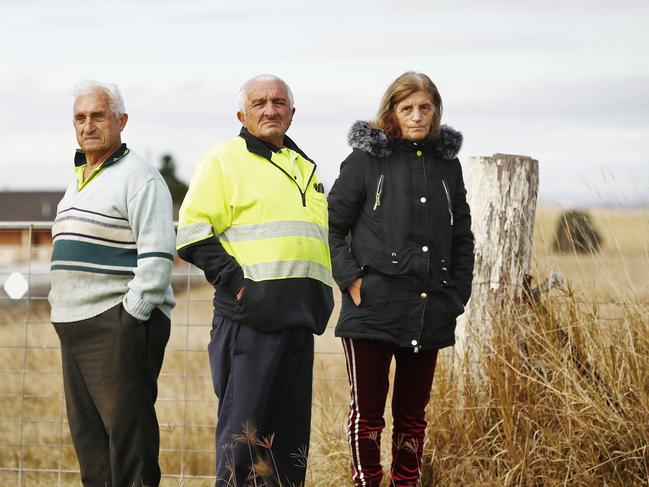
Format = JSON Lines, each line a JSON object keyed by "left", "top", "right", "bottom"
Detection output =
{"left": 0, "top": 191, "right": 64, "bottom": 221}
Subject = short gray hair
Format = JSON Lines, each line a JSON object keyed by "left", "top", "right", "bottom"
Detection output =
{"left": 72, "top": 80, "right": 126, "bottom": 118}
{"left": 237, "top": 74, "right": 294, "bottom": 111}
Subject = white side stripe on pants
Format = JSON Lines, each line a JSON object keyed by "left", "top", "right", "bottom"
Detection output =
{"left": 343, "top": 338, "right": 366, "bottom": 486}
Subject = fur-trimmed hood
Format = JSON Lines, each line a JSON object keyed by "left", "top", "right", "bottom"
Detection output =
{"left": 348, "top": 121, "right": 463, "bottom": 160}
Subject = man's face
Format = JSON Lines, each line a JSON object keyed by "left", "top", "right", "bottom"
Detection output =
{"left": 237, "top": 80, "right": 294, "bottom": 147}
{"left": 73, "top": 91, "right": 127, "bottom": 159}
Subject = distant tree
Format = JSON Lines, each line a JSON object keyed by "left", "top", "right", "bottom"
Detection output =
{"left": 158, "top": 154, "right": 189, "bottom": 214}
{"left": 553, "top": 210, "right": 603, "bottom": 254}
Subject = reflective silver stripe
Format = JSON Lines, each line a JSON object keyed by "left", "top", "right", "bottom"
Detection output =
{"left": 176, "top": 222, "right": 213, "bottom": 248}
{"left": 242, "top": 260, "right": 332, "bottom": 285}
{"left": 220, "top": 220, "right": 328, "bottom": 244}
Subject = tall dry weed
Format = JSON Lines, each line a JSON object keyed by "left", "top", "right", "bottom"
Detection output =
{"left": 423, "top": 286, "right": 649, "bottom": 486}
{"left": 307, "top": 377, "right": 352, "bottom": 486}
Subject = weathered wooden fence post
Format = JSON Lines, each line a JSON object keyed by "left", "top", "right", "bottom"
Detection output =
{"left": 454, "top": 153, "right": 539, "bottom": 382}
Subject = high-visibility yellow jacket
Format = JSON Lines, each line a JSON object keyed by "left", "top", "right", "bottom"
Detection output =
{"left": 177, "top": 128, "right": 334, "bottom": 333}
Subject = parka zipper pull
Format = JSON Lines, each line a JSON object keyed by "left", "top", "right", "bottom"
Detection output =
{"left": 373, "top": 174, "right": 384, "bottom": 211}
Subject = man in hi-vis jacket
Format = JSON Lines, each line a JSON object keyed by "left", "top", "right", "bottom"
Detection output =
{"left": 177, "top": 74, "right": 333, "bottom": 486}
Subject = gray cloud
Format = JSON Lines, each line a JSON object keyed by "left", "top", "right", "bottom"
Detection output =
{"left": 1, "top": 0, "right": 648, "bottom": 206}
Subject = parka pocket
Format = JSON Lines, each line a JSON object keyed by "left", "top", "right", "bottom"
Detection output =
{"left": 358, "top": 271, "right": 393, "bottom": 309}
{"left": 422, "top": 292, "right": 460, "bottom": 347}
{"left": 372, "top": 174, "right": 385, "bottom": 211}
{"left": 443, "top": 287, "right": 465, "bottom": 317}
{"left": 441, "top": 179, "right": 454, "bottom": 227}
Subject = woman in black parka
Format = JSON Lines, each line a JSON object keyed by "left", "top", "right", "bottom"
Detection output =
{"left": 328, "top": 71, "right": 474, "bottom": 487}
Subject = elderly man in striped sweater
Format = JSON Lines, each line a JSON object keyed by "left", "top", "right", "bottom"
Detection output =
{"left": 49, "top": 80, "right": 176, "bottom": 487}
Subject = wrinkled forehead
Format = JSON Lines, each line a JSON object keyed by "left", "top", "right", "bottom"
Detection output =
{"left": 395, "top": 90, "right": 434, "bottom": 107}
{"left": 73, "top": 90, "right": 112, "bottom": 114}
{"left": 245, "top": 80, "right": 290, "bottom": 103}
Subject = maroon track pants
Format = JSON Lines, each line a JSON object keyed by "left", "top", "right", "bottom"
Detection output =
{"left": 342, "top": 338, "right": 438, "bottom": 487}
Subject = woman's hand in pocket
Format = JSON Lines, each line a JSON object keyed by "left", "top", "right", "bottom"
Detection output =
{"left": 348, "top": 278, "right": 362, "bottom": 306}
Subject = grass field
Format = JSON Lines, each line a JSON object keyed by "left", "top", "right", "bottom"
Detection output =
{"left": 533, "top": 206, "right": 649, "bottom": 301}
{"left": 0, "top": 207, "right": 647, "bottom": 486}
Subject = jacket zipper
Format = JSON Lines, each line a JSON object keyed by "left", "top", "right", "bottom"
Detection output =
{"left": 373, "top": 174, "right": 384, "bottom": 210}
{"left": 442, "top": 179, "right": 454, "bottom": 226}
{"left": 267, "top": 158, "right": 317, "bottom": 207}
{"left": 422, "top": 157, "right": 428, "bottom": 225}
{"left": 415, "top": 154, "right": 429, "bottom": 353}
{"left": 414, "top": 298, "right": 428, "bottom": 353}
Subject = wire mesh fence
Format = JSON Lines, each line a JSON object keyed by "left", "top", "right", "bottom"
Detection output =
{"left": 0, "top": 222, "right": 349, "bottom": 486}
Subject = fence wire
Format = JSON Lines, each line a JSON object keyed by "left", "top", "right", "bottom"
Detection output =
{"left": 0, "top": 223, "right": 349, "bottom": 486}
{"left": 1, "top": 221, "right": 640, "bottom": 485}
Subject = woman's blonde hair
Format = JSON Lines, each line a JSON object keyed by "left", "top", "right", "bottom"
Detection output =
{"left": 374, "top": 71, "right": 443, "bottom": 140}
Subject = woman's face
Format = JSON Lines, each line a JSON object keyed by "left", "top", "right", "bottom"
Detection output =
{"left": 393, "top": 90, "right": 434, "bottom": 141}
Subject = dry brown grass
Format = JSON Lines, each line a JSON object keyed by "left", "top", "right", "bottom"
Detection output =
{"left": 0, "top": 207, "right": 648, "bottom": 486}
{"left": 533, "top": 206, "right": 649, "bottom": 303}
{"left": 422, "top": 286, "right": 649, "bottom": 486}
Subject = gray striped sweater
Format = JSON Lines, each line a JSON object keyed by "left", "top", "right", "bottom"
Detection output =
{"left": 49, "top": 145, "right": 176, "bottom": 323}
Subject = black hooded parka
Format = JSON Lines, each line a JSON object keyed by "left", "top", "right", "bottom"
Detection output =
{"left": 328, "top": 121, "right": 474, "bottom": 351}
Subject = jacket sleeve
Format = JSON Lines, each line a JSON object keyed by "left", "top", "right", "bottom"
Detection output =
{"left": 176, "top": 151, "right": 243, "bottom": 296}
{"left": 450, "top": 158, "right": 475, "bottom": 304}
{"left": 123, "top": 178, "right": 176, "bottom": 321}
{"left": 327, "top": 150, "right": 366, "bottom": 291}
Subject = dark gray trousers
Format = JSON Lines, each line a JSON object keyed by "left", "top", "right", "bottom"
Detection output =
{"left": 208, "top": 314, "right": 314, "bottom": 487}
{"left": 53, "top": 303, "right": 170, "bottom": 487}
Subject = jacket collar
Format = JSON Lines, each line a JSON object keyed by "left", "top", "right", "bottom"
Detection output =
{"left": 239, "top": 127, "right": 314, "bottom": 163}
{"left": 393, "top": 136, "right": 436, "bottom": 154}
{"left": 347, "top": 121, "right": 463, "bottom": 160}
{"left": 74, "top": 143, "right": 129, "bottom": 168}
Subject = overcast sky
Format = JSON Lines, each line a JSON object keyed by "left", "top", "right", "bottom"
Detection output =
{"left": 1, "top": 0, "right": 648, "bottom": 206}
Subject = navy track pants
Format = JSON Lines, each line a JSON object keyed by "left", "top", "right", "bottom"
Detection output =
{"left": 208, "top": 314, "right": 314, "bottom": 487}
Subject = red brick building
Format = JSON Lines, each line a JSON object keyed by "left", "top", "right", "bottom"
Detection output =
{"left": 0, "top": 191, "right": 64, "bottom": 258}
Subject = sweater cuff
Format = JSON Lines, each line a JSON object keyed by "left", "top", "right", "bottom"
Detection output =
{"left": 123, "top": 290, "right": 156, "bottom": 321}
